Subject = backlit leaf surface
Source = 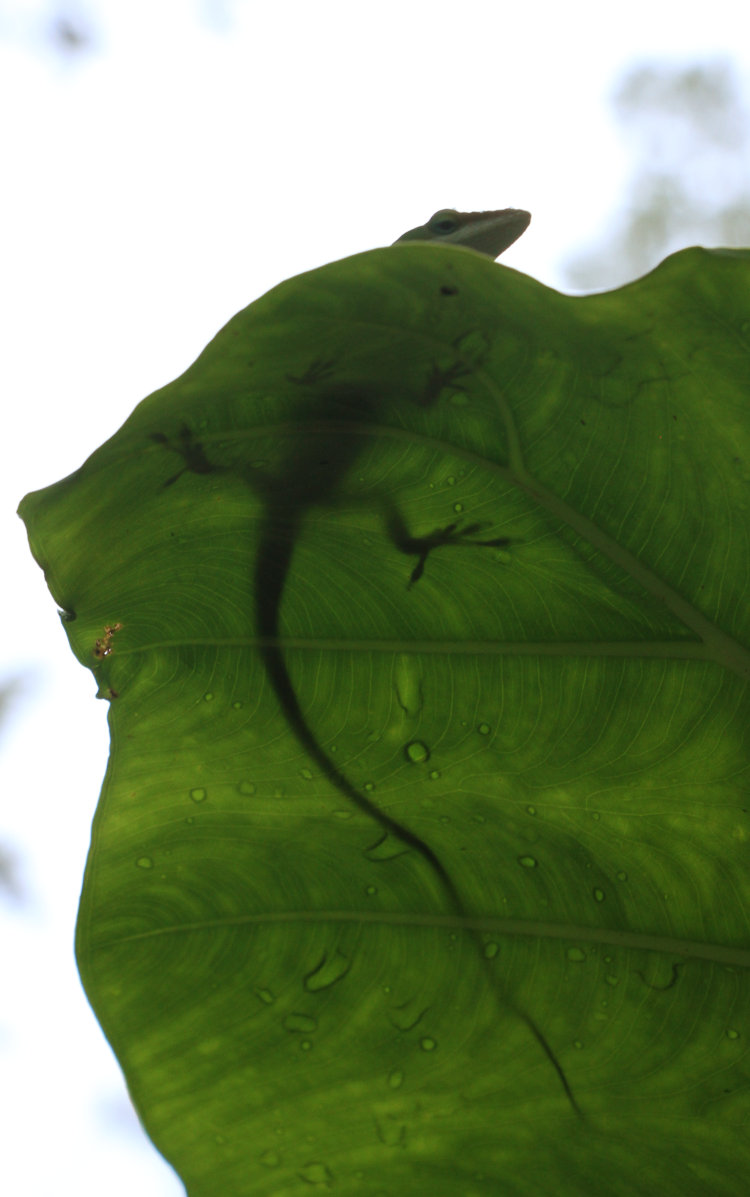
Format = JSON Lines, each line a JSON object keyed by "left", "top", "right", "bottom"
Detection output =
{"left": 20, "top": 244, "right": 750, "bottom": 1195}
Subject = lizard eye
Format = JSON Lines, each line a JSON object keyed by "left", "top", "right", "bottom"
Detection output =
{"left": 432, "top": 218, "right": 458, "bottom": 234}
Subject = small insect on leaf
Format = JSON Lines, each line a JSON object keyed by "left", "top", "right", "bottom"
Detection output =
{"left": 93, "top": 622, "right": 123, "bottom": 659}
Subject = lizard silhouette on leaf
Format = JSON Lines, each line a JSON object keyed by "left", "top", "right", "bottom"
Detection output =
{"left": 155, "top": 208, "right": 579, "bottom": 1113}
{"left": 253, "top": 209, "right": 579, "bottom": 1115}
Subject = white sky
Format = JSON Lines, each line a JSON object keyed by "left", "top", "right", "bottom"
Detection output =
{"left": 1, "top": 2, "right": 748, "bottom": 1193}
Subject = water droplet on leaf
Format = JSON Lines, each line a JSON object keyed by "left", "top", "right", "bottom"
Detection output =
{"left": 364, "top": 834, "right": 409, "bottom": 861}
{"left": 404, "top": 740, "right": 430, "bottom": 764}
{"left": 283, "top": 1013, "right": 317, "bottom": 1033}
{"left": 298, "top": 1163, "right": 333, "bottom": 1186}
{"left": 394, "top": 655, "right": 423, "bottom": 717}
{"left": 303, "top": 951, "right": 351, "bottom": 993}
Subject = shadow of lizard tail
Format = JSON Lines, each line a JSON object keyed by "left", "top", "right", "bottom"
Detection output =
{"left": 254, "top": 520, "right": 581, "bottom": 1116}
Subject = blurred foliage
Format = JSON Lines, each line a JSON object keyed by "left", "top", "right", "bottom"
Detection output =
{"left": 0, "top": 845, "right": 21, "bottom": 899}
{"left": 50, "top": 15, "right": 91, "bottom": 54}
{"left": 564, "top": 59, "right": 750, "bottom": 291}
{"left": 0, "top": 680, "right": 23, "bottom": 899}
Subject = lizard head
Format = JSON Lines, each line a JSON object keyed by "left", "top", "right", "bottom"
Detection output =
{"left": 394, "top": 208, "right": 530, "bottom": 259}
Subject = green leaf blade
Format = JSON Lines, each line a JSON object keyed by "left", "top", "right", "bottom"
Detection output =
{"left": 20, "top": 244, "right": 750, "bottom": 1194}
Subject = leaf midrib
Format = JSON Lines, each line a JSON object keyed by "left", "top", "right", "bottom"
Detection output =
{"left": 122, "top": 637, "right": 708, "bottom": 662}
{"left": 103, "top": 908, "right": 750, "bottom": 969}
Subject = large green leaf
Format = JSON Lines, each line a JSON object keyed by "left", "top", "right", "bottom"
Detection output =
{"left": 20, "top": 244, "right": 750, "bottom": 1195}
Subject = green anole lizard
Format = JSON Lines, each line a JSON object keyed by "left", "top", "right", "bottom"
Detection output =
{"left": 155, "top": 208, "right": 576, "bottom": 1110}
{"left": 394, "top": 206, "right": 530, "bottom": 256}
{"left": 251, "top": 207, "right": 579, "bottom": 1113}
{"left": 252, "top": 208, "right": 576, "bottom": 1114}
